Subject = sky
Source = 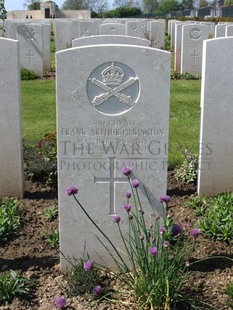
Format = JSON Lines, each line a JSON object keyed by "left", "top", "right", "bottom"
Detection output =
{"left": 5, "top": 0, "right": 64, "bottom": 11}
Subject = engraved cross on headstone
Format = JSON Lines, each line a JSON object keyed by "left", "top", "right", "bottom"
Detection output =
{"left": 94, "top": 157, "right": 128, "bottom": 215}
{"left": 25, "top": 49, "right": 34, "bottom": 65}
{"left": 191, "top": 49, "right": 199, "bottom": 65}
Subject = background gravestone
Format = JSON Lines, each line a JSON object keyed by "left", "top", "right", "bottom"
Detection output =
{"left": 99, "top": 23, "right": 125, "bottom": 35}
{"left": 16, "top": 24, "right": 44, "bottom": 77}
{"left": 56, "top": 44, "right": 170, "bottom": 269}
{"left": 0, "top": 38, "right": 24, "bottom": 198}
{"left": 198, "top": 37, "right": 233, "bottom": 195}
{"left": 181, "top": 24, "right": 209, "bottom": 75}
{"left": 72, "top": 35, "right": 150, "bottom": 47}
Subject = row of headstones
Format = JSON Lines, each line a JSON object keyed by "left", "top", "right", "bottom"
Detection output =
{"left": 169, "top": 19, "right": 233, "bottom": 75}
{"left": 53, "top": 18, "right": 166, "bottom": 51}
{"left": 3, "top": 19, "right": 51, "bottom": 77}
{"left": 0, "top": 36, "right": 232, "bottom": 268}
{"left": 2, "top": 18, "right": 166, "bottom": 77}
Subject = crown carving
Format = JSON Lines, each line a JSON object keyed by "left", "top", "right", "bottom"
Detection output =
{"left": 101, "top": 62, "right": 124, "bottom": 86}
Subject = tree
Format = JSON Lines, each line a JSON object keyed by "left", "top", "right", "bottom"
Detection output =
{"left": 0, "top": 0, "right": 6, "bottom": 19}
{"left": 180, "top": 0, "right": 194, "bottom": 10}
{"left": 113, "top": 0, "right": 135, "bottom": 7}
{"left": 157, "top": 0, "right": 180, "bottom": 14}
{"left": 143, "top": 0, "right": 158, "bottom": 13}
{"left": 61, "top": 0, "right": 89, "bottom": 10}
{"left": 199, "top": 0, "right": 209, "bottom": 6}
{"left": 0, "top": 0, "right": 6, "bottom": 37}
{"left": 24, "top": 0, "right": 41, "bottom": 10}
{"left": 87, "top": 0, "right": 108, "bottom": 13}
{"left": 224, "top": 0, "right": 233, "bottom": 4}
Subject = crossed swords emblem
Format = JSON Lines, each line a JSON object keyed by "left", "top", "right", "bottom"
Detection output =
{"left": 88, "top": 76, "right": 138, "bottom": 107}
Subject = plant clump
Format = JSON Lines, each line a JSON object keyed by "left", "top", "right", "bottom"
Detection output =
{"left": 20, "top": 68, "right": 38, "bottom": 80}
{"left": 174, "top": 149, "right": 198, "bottom": 185}
{"left": 64, "top": 167, "right": 207, "bottom": 309}
{"left": 0, "top": 199, "right": 20, "bottom": 244}
{"left": 24, "top": 132, "right": 57, "bottom": 187}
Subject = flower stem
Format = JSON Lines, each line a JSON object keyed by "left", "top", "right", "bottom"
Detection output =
{"left": 72, "top": 194, "right": 129, "bottom": 272}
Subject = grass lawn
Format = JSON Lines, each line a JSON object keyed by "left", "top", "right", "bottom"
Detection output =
{"left": 21, "top": 79, "right": 56, "bottom": 144}
{"left": 21, "top": 78, "right": 201, "bottom": 167}
{"left": 169, "top": 79, "right": 201, "bottom": 167}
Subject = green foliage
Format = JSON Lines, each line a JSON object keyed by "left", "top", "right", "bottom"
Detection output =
{"left": 157, "top": 0, "right": 181, "bottom": 15}
{"left": 24, "top": 132, "right": 57, "bottom": 187}
{"left": 174, "top": 149, "right": 198, "bottom": 184}
{"left": 43, "top": 206, "right": 58, "bottom": 221}
{"left": 44, "top": 229, "right": 59, "bottom": 247}
{"left": 171, "top": 71, "right": 201, "bottom": 80}
{"left": 187, "top": 193, "right": 233, "bottom": 242}
{"left": 186, "top": 196, "right": 209, "bottom": 216}
{"left": 197, "top": 192, "right": 233, "bottom": 242}
{"left": 0, "top": 199, "right": 20, "bottom": 244}
{"left": 224, "top": 0, "right": 233, "bottom": 5}
{"left": 0, "top": 0, "right": 6, "bottom": 36}
{"left": 0, "top": 0, "right": 6, "bottom": 20}
{"left": 20, "top": 68, "right": 38, "bottom": 81}
{"left": 99, "top": 6, "right": 141, "bottom": 17}
{"left": 66, "top": 257, "right": 104, "bottom": 296}
{"left": 164, "top": 33, "right": 171, "bottom": 51}
{"left": 226, "top": 282, "right": 233, "bottom": 308}
{"left": 62, "top": 0, "right": 88, "bottom": 10}
{"left": 180, "top": 0, "right": 194, "bottom": 10}
{"left": 24, "top": 0, "right": 41, "bottom": 10}
{"left": 0, "top": 270, "right": 28, "bottom": 305}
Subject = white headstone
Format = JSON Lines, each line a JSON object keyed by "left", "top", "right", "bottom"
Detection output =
{"left": 16, "top": 24, "right": 44, "bottom": 77}
{"left": 149, "top": 20, "right": 165, "bottom": 49}
{"left": 215, "top": 23, "right": 230, "bottom": 37}
{"left": 79, "top": 21, "right": 98, "bottom": 37}
{"left": 174, "top": 22, "right": 186, "bottom": 72}
{"left": 0, "top": 38, "right": 24, "bottom": 198}
{"left": 181, "top": 24, "right": 209, "bottom": 75}
{"left": 99, "top": 23, "right": 125, "bottom": 35}
{"left": 126, "top": 21, "right": 146, "bottom": 39}
{"left": 198, "top": 37, "right": 233, "bottom": 195}
{"left": 56, "top": 44, "right": 170, "bottom": 269}
{"left": 225, "top": 24, "right": 233, "bottom": 36}
{"left": 72, "top": 35, "right": 150, "bottom": 47}
{"left": 55, "top": 21, "right": 71, "bottom": 50}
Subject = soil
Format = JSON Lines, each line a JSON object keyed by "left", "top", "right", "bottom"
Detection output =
{"left": 0, "top": 171, "right": 232, "bottom": 310}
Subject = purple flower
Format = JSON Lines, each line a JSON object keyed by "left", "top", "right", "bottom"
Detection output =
{"left": 122, "top": 166, "right": 132, "bottom": 176}
{"left": 83, "top": 260, "right": 93, "bottom": 271}
{"left": 190, "top": 228, "right": 201, "bottom": 238}
{"left": 55, "top": 296, "right": 66, "bottom": 309}
{"left": 159, "top": 195, "right": 171, "bottom": 203}
{"left": 149, "top": 246, "right": 158, "bottom": 256}
{"left": 185, "top": 260, "right": 190, "bottom": 267}
{"left": 66, "top": 185, "right": 78, "bottom": 196}
{"left": 124, "top": 204, "right": 131, "bottom": 212}
{"left": 131, "top": 179, "right": 140, "bottom": 188}
{"left": 93, "top": 285, "right": 103, "bottom": 296}
{"left": 171, "top": 224, "right": 183, "bottom": 237}
{"left": 125, "top": 191, "right": 132, "bottom": 198}
{"left": 113, "top": 215, "right": 121, "bottom": 223}
{"left": 163, "top": 240, "right": 170, "bottom": 248}
{"left": 160, "top": 226, "right": 166, "bottom": 234}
